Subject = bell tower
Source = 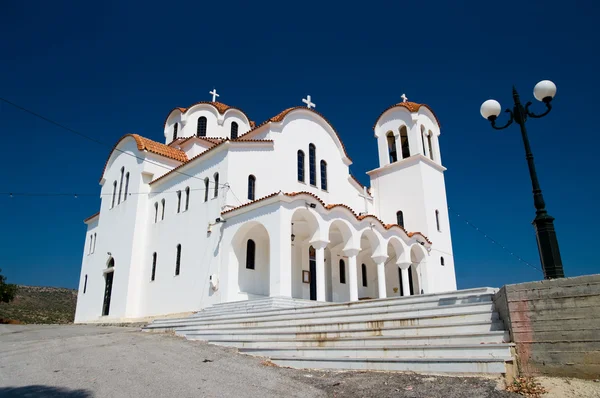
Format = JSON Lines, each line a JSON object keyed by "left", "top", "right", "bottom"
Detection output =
{"left": 367, "top": 97, "right": 456, "bottom": 292}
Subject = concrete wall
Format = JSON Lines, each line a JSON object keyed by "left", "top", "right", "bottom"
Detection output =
{"left": 494, "top": 274, "right": 600, "bottom": 379}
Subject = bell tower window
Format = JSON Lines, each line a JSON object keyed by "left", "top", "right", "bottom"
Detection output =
{"left": 386, "top": 132, "right": 397, "bottom": 163}
{"left": 427, "top": 131, "right": 434, "bottom": 161}
{"left": 400, "top": 125, "right": 410, "bottom": 159}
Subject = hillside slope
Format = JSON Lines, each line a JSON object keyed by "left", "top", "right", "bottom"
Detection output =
{"left": 0, "top": 285, "right": 77, "bottom": 324}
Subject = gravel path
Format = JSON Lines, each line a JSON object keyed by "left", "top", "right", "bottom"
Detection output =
{"left": 0, "top": 325, "right": 517, "bottom": 397}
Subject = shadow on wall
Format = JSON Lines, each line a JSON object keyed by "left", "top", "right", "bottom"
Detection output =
{"left": 0, "top": 385, "right": 93, "bottom": 397}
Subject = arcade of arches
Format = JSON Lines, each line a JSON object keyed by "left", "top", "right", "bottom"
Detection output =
{"left": 228, "top": 207, "right": 428, "bottom": 303}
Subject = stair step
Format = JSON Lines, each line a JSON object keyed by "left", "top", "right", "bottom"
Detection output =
{"left": 185, "top": 320, "right": 505, "bottom": 341}
{"left": 240, "top": 343, "right": 514, "bottom": 360}
{"left": 165, "top": 311, "right": 499, "bottom": 336}
{"left": 269, "top": 356, "right": 511, "bottom": 374}
{"left": 148, "top": 301, "right": 495, "bottom": 330}
{"left": 211, "top": 331, "right": 510, "bottom": 348}
{"left": 147, "top": 288, "right": 497, "bottom": 325}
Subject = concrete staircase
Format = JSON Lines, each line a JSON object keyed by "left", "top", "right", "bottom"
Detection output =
{"left": 143, "top": 288, "right": 515, "bottom": 375}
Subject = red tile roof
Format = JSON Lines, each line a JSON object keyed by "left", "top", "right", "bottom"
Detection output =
{"left": 222, "top": 191, "right": 431, "bottom": 244}
{"left": 164, "top": 101, "right": 252, "bottom": 129}
{"left": 236, "top": 106, "right": 352, "bottom": 162}
{"left": 150, "top": 139, "right": 274, "bottom": 185}
{"left": 373, "top": 101, "right": 440, "bottom": 129}
{"left": 83, "top": 212, "right": 100, "bottom": 223}
{"left": 100, "top": 134, "right": 188, "bottom": 182}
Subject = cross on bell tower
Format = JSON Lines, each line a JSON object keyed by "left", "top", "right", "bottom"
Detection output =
{"left": 401, "top": 93, "right": 408, "bottom": 103}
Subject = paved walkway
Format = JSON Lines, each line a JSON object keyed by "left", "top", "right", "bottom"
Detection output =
{"left": 0, "top": 325, "right": 515, "bottom": 397}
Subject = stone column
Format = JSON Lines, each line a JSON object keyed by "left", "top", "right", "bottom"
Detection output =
{"left": 343, "top": 248, "right": 360, "bottom": 301}
{"left": 398, "top": 262, "right": 412, "bottom": 297}
{"left": 310, "top": 240, "right": 329, "bottom": 302}
{"left": 372, "top": 255, "right": 388, "bottom": 299}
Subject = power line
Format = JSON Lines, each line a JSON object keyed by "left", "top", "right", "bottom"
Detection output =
{"left": 0, "top": 97, "right": 233, "bottom": 191}
{"left": 448, "top": 206, "right": 543, "bottom": 274}
{"left": 1, "top": 186, "right": 218, "bottom": 198}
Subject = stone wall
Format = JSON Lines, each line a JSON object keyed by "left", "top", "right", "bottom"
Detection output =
{"left": 494, "top": 274, "right": 600, "bottom": 379}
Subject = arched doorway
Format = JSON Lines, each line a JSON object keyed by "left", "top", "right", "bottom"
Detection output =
{"left": 231, "top": 222, "right": 270, "bottom": 299}
{"left": 102, "top": 258, "right": 115, "bottom": 316}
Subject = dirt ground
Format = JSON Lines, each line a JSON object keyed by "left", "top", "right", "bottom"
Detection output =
{"left": 1, "top": 325, "right": 598, "bottom": 397}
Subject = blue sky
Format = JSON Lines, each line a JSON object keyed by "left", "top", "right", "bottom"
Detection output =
{"left": 1, "top": 1, "right": 598, "bottom": 289}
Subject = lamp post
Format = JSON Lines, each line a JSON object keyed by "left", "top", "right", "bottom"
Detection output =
{"left": 480, "top": 80, "right": 564, "bottom": 279}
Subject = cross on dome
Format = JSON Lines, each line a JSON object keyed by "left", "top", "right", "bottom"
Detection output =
{"left": 302, "top": 95, "right": 316, "bottom": 109}
{"left": 401, "top": 93, "right": 408, "bottom": 103}
{"left": 210, "top": 88, "right": 220, "bottom": 102}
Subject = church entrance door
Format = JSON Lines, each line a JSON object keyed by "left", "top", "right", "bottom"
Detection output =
{"left": 408, "top": 265, "right": 415, "bottom": 295}
{"left": 102, "top": 259, "right": 114, "bottom": 316}
{"left": 309, "top": 246, "right": 317, "bottom": 300}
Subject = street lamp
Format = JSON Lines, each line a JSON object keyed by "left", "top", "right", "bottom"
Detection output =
{"left": 480, "top": 80, "right": 564, "bottom": 279}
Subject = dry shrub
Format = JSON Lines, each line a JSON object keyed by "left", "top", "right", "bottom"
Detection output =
{"left": 507, "top": 377, "right": 547, "bottom": 397}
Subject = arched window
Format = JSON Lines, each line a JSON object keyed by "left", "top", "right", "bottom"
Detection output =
{"left": 175, "top": 244, "right": 181, "bottom": 276}
{"left": 214, "top": 173, "right": 219, "bottom": 198}
{"left": 89, "top": 235, "right": 93, "bottom": 255}
{"left": 172, "top": 122, "right": 178, "bottom": 141}
{"left": 427, "top": 131, "right": 434, "bottom": 161}
{"left": 421, "top": 125, "right": 427, "bottom": 157}
{"left": 400, "top": 125, "right": 410, "bottom": 159}
{"left": 440, "top": 256, "right": 445, "bottom": 266}
{"left": 435, "top": 210, "right": 441, "bottom": 231}
{"left": 111, "top": 181, "right": 117, "bottom": 208}
{"left": 185, "top": 187, "right": 190, "bottom": 211}
{"left": 83, "top": 274, "right": 88, "bottom": 294}
{"left": 124, "top": 172, "right": 130, "bottom": 201}
{"left": 387, "top": 132, "right": 397, "bottom": 163}
{"left": 339, "top": 259, "right": 346, "bottom": 284}
{"left": 93, "top": 233, "right": 97, "bottom": 253}
{"left": 308, "top": 144, "right": 316, "bottom": 186}
{"left": 320, "top": 160, "right": 327, "bottom": 190}
{"left": 204, "top": 178, "right": 209, "bottom": 202}
{"left": 151, "top": 252, "right": 157, "bottom": 281}
{"left": 177, "top": 190, "right": 182, "bottom": 213}
{"left": 231, "top": 122, "right": 238, "bottom": 139}
{"left": 361, "top": 264, "right": 368, "bottom": 287}
{"left": 197, "top": 116, "right": 207, "bottom": 137}
{"left": 118, "top": 167, "right": 124, "bottom": 204}
{"left": 161, "top": 199, "right": 165, "bottom": 221}
{"left": 297, "top": 150, "right": 305, "bottom": 182}
{"left": 246, "top": 239, "right": 255, "bottom": 269}
{"left": 154, "top": 202, "right": 158, "bottom": 223}
{"left": 248, "top": 175, "right": 256, "bottom": 200}
{"left": 396, "top": 211, "right": 404, "bottom": 228}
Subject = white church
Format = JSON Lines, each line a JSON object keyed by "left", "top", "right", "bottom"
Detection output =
{"left": 74, "top": 91, "right": 457, "bottom": 323}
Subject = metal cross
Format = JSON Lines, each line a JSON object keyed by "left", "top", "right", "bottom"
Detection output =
{"left": 210, "top": 88, "right": 220, "bottom": 102}
{"left": 302, "top": 95, "right": 316, "bottom": 109}
{"left": 401, "top": 93, "right": 408, "bottom": 103}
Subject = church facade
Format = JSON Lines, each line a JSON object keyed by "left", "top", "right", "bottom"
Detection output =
{"left": 74, "top": 93, "right": 456, "bottom": 323}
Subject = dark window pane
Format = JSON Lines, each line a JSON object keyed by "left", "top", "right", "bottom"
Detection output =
{"left": 197, "top": 117, "right": 207, "bottom": 137}
{"left": 320, "top": 160, "right": 327, "bottom": 190}
{"left": 297, "top": 150, "right": 305, "bottom": 182}
{"left": 339, "top": 260, "right": 346, "bottom": 284}
{"left": 246, "top": 239, "right": 255, "bottom": 269}
{"left": 309, "top": 144, "right": 316, "bottom": 185}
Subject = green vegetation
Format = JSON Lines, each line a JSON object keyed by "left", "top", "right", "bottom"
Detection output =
{"left": 0, "top": 269, "right": 17, "bottom": 303}
{"left": 0, "top": 285, "right": 77, "bottom": 324}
